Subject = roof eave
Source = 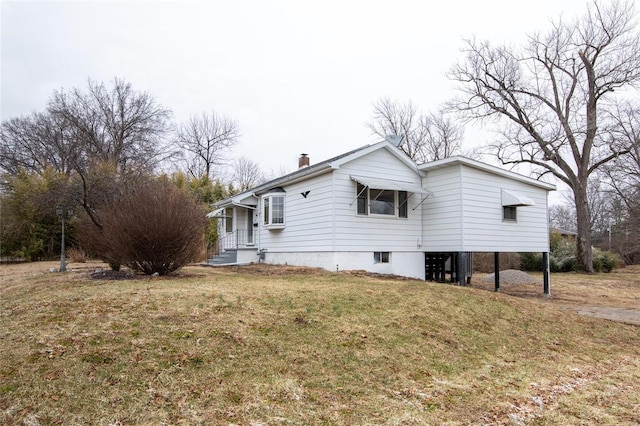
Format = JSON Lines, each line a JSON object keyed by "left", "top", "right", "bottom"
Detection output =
{"left": 253, "top": 164, "right": 335, "bottom": 195}
{"left": 419, "top": 156, "right": 556, "bottom": 191}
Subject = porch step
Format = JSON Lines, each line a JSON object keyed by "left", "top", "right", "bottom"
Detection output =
{"left": 207, "top": 249, "right": 237, "bottom": 265}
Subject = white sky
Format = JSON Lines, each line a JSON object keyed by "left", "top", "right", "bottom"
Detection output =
{"left": 1, "top": 0, "right": 590, "bottom": 196}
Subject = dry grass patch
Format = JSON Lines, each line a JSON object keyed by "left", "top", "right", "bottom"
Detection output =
{"left": 1, "top": 262, "right": 639, "bottom": 425}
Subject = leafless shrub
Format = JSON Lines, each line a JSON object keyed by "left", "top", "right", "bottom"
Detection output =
{"left": 78, "top": 179, "right": 207, "bottom": 275}
{"left": 67, "top": 247, "right": 89, "bottom": 263}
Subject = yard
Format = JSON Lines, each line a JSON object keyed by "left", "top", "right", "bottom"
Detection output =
{"left": 1, "top": 262, "right": 639, "bottom": 425}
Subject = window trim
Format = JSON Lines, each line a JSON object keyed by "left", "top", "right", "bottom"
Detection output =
{"left": 356, "top": 183, "right": 408, "bottom": 218}
{"left": 263, "top": 193, "right": 286, "bottom": 229}
{"left": 503, "top": 206, "right": 517, "bottom": 222}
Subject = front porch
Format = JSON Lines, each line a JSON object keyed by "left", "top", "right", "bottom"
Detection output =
{"left": 206, "top": 230, "right": 258, "bottom": 266}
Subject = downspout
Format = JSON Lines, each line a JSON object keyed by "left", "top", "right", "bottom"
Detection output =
{"left": 458, "top": 165, "right": 466, "bottom": 286}
{"left": 332, "top": 171, "right": 337, "bottom": 271}
{"left": 420, "top": 172, "right": 425, "bottom": 250}
{"left": 256, "top": 196, "right": 262, "bottom": 261}
{"left": 459, "top": 164, "right": 465, "bottom": 251}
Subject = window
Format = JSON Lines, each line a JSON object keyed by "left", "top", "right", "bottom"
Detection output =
{"left": 357, "top": 183, "right": 368, "bottom": 215}
{"left": 503, "top": 206, "right": 517, "bottom": 221}
{"left": 263, "top": 194, "right": 285, "bottom": 227}
{"left": 374, "top": 251, "right": 390, "bottom": 263}
{"left": 398, "top": 191, "right": 408, "bottom": 218}
{"left": 225, "top": 207, "right": 233, "bottom": 233}
{"left": 370, "top": 189, "right": 395, "bottom": 215}
{"left": 356, "top": 184, "right": 408, "bottom": 218}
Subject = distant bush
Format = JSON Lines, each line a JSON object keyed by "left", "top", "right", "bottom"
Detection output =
{"left": 473, "top": 252, "right": 521, "bottom": 273}
{"left": 593, "top": 248, "right": 621, "bottom": 273}
{"left": 78, "top": 179, "right": 208, "bottom": 275}
{"left": 520, "top": 252, "right": 543, "bottom": 271}
{"left": 67, "top": 247, "right": 89, "bottom": 263}
{"left": 520, "top": 246, "right": 619, "bottom": 273}
{"left": 558, "top": 256, "right": 577, "bottom": 273}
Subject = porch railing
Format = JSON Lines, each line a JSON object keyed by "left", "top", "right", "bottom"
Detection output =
{"left": 220, "top": 230, "right": 253, "bottom": 251}
{"left": 206, "top": 230, "right": 255, "bottom": 260}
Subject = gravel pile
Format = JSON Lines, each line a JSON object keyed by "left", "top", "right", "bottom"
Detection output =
{"left": 482, "top": 269, "right": 542, "bottom": 285}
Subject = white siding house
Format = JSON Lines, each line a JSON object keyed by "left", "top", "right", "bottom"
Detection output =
{"left": 208, "top": 140, "right": 555, "bottom": 291}
{"left": 419, "top": 157, "right": 552, "bottom": 253}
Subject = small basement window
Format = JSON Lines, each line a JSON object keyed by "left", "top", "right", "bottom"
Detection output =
{"left": 503, "top": 206, "right": 517, "bottom": 221}
{"left": 374, "top": 251, "right": 390, "bottom": 264}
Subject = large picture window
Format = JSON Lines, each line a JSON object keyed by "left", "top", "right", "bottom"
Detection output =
{"left": 263, "top": 193, "right": 285, "bottom": 227}
{"left": 356, "top": 184, "right": 408, "bottom": 218}
{"left": 370, "top": 189, "right": 395, "bottom": 215}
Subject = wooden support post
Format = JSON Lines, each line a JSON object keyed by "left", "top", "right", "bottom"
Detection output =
{"left": 494, "top": 252, "right": 500, "bottom": 292}
{"left": 543, "top": 252, "right": 550, "bottom": 296}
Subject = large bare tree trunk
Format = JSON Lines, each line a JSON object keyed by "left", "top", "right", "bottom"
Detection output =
{"left": 574, "top": 182, "right": 594, "bottom": 272}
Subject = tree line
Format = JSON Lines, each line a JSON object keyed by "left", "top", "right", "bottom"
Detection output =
{"left": 1, "top": 0, "right": 639, "bottom": 272}
{"left": 0, "top": 78, "right": 248, "bottom": 267}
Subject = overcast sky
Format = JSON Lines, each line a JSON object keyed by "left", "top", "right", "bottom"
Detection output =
{"left": 1, "top": 0, "right": 591, "bottom": 189}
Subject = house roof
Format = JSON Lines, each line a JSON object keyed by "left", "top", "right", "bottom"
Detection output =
{"left": 213, "top": 140, "right": 417, "bottom": 208}
{"left": 418, "top": 156, "right": 556, "bottom": 191}
{"left": 550, "top": 227, "right": 578, "bottom": 236}
{"left": 211, "top": 146, "right": 556, "bottom": 211}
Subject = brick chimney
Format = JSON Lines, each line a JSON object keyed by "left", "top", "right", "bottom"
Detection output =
{"left": 298, "top": 153, "right": 309, "bottom": 169}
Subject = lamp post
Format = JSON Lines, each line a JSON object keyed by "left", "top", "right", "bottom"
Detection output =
{"left": 56, "top": 205, "right": 74, "bottom": 272}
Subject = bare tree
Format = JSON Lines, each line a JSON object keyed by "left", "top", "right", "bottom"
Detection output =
{"left": 49, "top": 78, "right": 174, "bottom": 173}
{"left": 176, "top": 111, "right": 239, "bottom": 180}
{"left": 602, "top": 101, "right": 640, "bottom": 262}
{"left": 448, "top": 0, "right": 640, "bottom": 272}
{"left": 603, "top": 101, "right": 640, "bottom": 217}
{"left": 367, "top": 98, "right": 464, "bottom": 162}
{"left": 1, "top": 78, "right": 174, "bottom": 229}
{"left": 549, "top": 204, "right": 577, "bottom": 233}
{"left": 44, "top": 78, "right": 174, "bottom": 228}
{"left": 421, "top": 111, "right": 464, "bottom": 161}
{"left": 0, "top": 112, "right": 76, "bottom": 176}
{"left": 231, "top": 156, "right": 265, "bottom": 192}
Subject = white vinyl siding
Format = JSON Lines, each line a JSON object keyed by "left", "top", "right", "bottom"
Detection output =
{"left": 258, "top": 172, "right": 335, "bottom": 252}
{"left": 422, "top": 164, "right": 550, "bottom": 252}
{"left": 333, "top": 149, "right": 423, "bottom": 252}
{"left": 421, "top": 165, "right": 464, "bottom": 251}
